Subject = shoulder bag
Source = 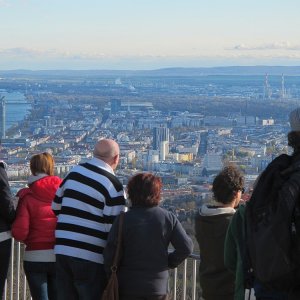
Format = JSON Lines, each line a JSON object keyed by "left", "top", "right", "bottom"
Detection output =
{"left": 102, "top": 211, "right": 125, "bottom": 300}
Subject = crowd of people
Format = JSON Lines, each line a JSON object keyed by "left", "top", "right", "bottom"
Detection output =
{"left": 0, "top": 138, "right": 193, "bottom": 300}
{"left": 1, "top": 107, "right": 300, "bottom": 300}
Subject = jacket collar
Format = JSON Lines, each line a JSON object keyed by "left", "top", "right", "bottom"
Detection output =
{"left": 88, "top": 157, "right": 115, "bottom": 175}
{"left": 199, "top": 203, "right": 236, "bottom": 216}
{"left": 28, "top": 173, "right": 48, "bottom": 185}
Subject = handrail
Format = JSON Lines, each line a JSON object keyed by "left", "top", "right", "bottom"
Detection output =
{"left": 5, "top": 239, "right": 201, "bottom": 300}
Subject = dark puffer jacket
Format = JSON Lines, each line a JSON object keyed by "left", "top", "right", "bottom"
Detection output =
{"left": 0, "top": 162, "right": 15, "bottom": 236}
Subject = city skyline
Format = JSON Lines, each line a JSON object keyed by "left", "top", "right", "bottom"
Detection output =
{"left": 1, "top": 0, "right": 300, "bottom": 70}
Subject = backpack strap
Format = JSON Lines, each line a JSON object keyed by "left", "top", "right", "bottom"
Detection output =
{"left": 238, "top": 205, "right": 254, "bottom": 290}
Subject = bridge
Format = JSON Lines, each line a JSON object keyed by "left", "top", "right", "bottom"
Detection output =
{"left": 6, "top": 102, "right": 29, "bottom": 105}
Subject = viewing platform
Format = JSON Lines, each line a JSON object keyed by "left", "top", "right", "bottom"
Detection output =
{"left": 5, "top": 239, "right": 201, "bottom": 300}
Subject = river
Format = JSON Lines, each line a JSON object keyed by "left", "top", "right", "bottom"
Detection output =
{"left": 0, "top": 90, "right": 31, "bottom": 129}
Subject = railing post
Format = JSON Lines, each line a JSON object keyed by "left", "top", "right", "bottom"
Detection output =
{"left": 16, "top": 242, "right": 21, "bottom": 300}
{"left": 23, "top": 275, "right": 27, "bottom": 300}
{"left": 192, "top": 259, "right": 197, "bottom": 300}
{"left": 173, "top": 267, "right": 177, "bottom": 300}
{"left": 182, "top": 259, "right": 187, "bottom": 300}
{"left": 10, "top": 239, "right": 14, "bottom": 300}
{"left": 4, "top": 280, "right": 7, "bottom": 300}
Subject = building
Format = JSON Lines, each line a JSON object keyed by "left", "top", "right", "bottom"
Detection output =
{"left": 159, "top": 141, "right": 169, "bottom": 161}
{"left": 201, "top": 153, "right": 223, "bottom": 173}
{"left": 111, "top": 99, "right": 153, "bottom": 113}
{"left": 198, "top": 131, "right": 208, "bottom": 156}
{"left": 153, "top": 127, "right": 169, "bottom": 150}
{"left": 0, "top": 96, "right": 6, "bottom": 139}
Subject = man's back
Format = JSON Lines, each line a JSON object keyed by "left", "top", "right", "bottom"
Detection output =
{"left": 52, "top": 158, "right": 126, "bottom": 264}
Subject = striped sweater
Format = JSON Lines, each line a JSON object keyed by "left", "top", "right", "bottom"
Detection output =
{"left": 52, "top": 157, "right": 126, "bottom": 264}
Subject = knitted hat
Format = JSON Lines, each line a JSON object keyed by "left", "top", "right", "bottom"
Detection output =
{"left": 289, "top": 108, "right": 300, "bottom": 131}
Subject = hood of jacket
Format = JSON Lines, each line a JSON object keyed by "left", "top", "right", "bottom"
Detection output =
{"left": 17, "top": 175, "right": 62, "bottom": 203}
{"left": 199, "top": 203, "right": 236, "bottom": 216}
{"left": 195, "top": 204, "right": 236, "bottom": 240}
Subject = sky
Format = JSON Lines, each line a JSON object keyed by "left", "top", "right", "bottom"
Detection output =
{"left": 1, "top": 0, "right": 300, "bottom": 70}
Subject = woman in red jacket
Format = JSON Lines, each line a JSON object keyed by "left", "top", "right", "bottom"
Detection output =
{"left": 12, "top": 153, "right": 62, "bottom": 300}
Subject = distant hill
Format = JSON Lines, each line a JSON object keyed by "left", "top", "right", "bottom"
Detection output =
{"left": 141, "top": 66, "right": 300, "bottom": 76}
{"left": 2, "top": 66, "right": 300, "bottom": 78}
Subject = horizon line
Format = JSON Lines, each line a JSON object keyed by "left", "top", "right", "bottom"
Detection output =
{"left": 1, "top": 65, "right": 300, "bottom": 72}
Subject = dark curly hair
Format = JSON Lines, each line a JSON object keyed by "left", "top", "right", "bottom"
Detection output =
{"left": 127, "top": 173, "right": 162, "bottom": 207}
{"left": 288, "top": 131, "right": 300, "bottom": 154}
{"left": 212, "top": 164, "right": 244, "bottom": 205}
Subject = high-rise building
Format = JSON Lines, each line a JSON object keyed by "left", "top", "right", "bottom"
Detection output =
{"left": 159, "top": 141, "right": 169, "bottom": 161}
{"left": 0, "top": 96, "right": 6, "bottom": 139}
{"left": 111, "top": 99, "right": 121, "bottom": 114}
{"left": 153, "top": 127, "right": 169, "bottom": 150}
{"left": 198, "top": 131, "right": 208, "bottom": 156}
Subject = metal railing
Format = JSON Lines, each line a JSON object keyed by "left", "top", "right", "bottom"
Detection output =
{"left": 5, "top": 239, "right": 201, "bottom": 300}
{"left": 4, "top": 240, "right": 30, "bottom": 300}
{"left": 170, "top": 253, "right": 201, "bottom": 300}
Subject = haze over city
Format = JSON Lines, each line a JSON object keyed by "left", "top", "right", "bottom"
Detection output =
{"left": 1, "top": 0, "right": 300, "bottom": 69}
{"left": 2, "top": 2, "right": 300, "bottom": 298}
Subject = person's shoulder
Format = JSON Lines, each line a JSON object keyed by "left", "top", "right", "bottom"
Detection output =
{"left": 48, "top": 175, "right": 63, "bottom": 184}
{"left": 237, "top": 203, "right": 246, "bottom": 214}
{"left": 0, "top": 160, "right": 7, "bottom": 169}
{"left": 157, "top": 206, "right": 178, "bottom": 221}
{"left": 16, "top": 188, "right": 32, "bottom": 204}
{"left": 267, "top": 153, "right": 291, "bottom": 170}
{"left": 230, "top": 204, "right": 246, "bottom": 226}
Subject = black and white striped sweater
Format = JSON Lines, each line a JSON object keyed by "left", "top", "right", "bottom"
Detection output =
{"left": 52, "top": 157, "right": 126, "bottom": 264}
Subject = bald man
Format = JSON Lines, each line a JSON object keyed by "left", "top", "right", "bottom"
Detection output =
{"left": 52, "top": 139, "right": 126, "bottom": 300}
{"left": 93, "top": 139, "right": 120, "bottom": 170}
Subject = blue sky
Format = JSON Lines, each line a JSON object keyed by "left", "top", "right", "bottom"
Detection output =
{"left": 1, "top": 0, "right": 300, "bottom": 69}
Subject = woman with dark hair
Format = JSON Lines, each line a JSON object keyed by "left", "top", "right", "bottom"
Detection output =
{"left": 195, "top": 164, "right": 244, "bottom": 300}
{"left": 104, "top": 172, "right": 193, "bottom": 300}
{"left": 12, "top": 153, "right": 62, "bottom": 300}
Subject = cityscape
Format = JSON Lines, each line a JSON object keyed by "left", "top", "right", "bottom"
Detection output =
{"left": 2, "top": 1, "right": 300, "bottom": 299}
{"left": 1, "top": 68, "right": 300, "bottom": 225}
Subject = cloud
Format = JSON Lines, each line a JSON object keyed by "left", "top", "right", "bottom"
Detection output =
{"left": 0, "top": 0, "right": 9, "bottom": 6}
{"left": 0, "top": 0, "right": 31, "bottom": 7}
{"left": 3, "top": 47, "right": 300, "bottom": 63}
{"left": 2, "top": 47, "right": 300, "bottom": 70}
{"left": 231, "top": 41, "right": 300, "bottom": 51}
{"left": 0, "top": 47, "right": 106, "bottom": 59}
{"left": 0, "top": 47, "right": 41, "bottom": 56}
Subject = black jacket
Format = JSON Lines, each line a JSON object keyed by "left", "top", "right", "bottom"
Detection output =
{"left": 0, "top": 162, "right": 15, "bottom": 234}
{"left": 104, "top": 206, "right": 193, "bottom": 296}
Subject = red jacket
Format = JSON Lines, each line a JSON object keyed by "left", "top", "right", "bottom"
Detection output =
{"left": 12, "top": 175, "right": 62, "bottom": 251}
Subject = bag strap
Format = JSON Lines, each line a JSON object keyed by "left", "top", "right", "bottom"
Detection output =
{"left": 111, "top": 211, "right": 125, "bottom": 273}
{"left": 237, "top": 205, "right": 254, "bottom": 290}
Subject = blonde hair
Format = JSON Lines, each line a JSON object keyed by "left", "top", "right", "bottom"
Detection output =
{"left": 30, "top": 152, "right": 54, "bottom": 176}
